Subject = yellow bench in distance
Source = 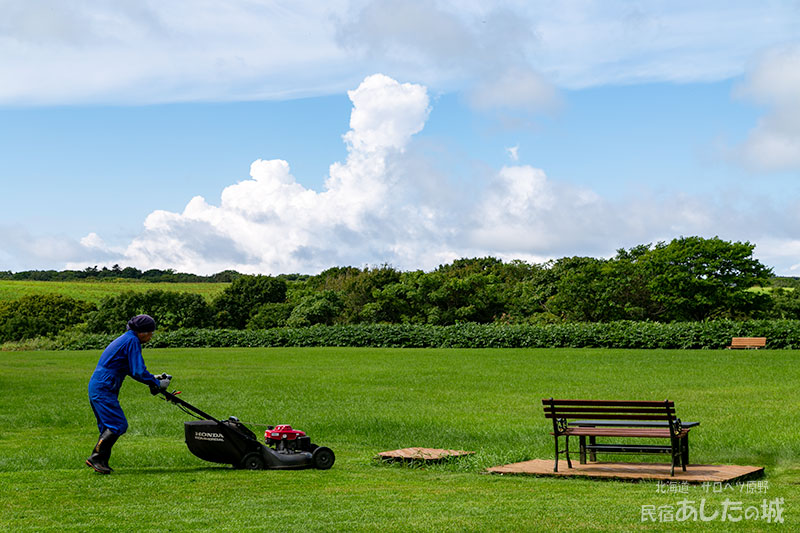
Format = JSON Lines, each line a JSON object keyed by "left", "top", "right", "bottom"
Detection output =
{"left": 726, "top": 337, "right": 766, "bottom": 349}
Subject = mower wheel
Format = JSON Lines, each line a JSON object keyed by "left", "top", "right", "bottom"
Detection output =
{"left": 312, "top": 446, "right": 335, "bottom": 470}
{"left": 241, "top": 452, "right": 265, "bottom": 470}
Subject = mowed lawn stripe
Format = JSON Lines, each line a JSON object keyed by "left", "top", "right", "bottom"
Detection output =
{"left": 1, "top": 347, "right": 798, "bottom": 531}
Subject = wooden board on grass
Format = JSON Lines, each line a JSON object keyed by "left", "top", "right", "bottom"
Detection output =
{"left": 378, "top": 447, "right": 475, "bottom": 462}
{"left": 487, "top": 459, "right": 764, "bottom": 483}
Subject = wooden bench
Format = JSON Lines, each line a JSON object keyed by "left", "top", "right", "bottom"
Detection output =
{"left": 542, "top": 399, "right": 694, "bottom": 476}
{"left": 726, "top": 337, "right": 766, "bottom": 349}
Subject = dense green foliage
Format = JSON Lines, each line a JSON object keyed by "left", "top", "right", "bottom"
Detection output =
{"left": 643, "top": 237, "right": 772, "bottom": 320}
{"left": 768, "top": 276, "right": 800, "bottom": 289}
{"left": 1, "top": 347, "right": 798, "bottom": 531}
{"left": 284, "top": 237, "right": 772, "bottom": 325}
{"left": 85, "top": 290, "right": 214, "bottom": 333}
{"left": 245, "top": 302, "right": 294, "bottom": 329}
{"left": 0, "top": 237, "right": 793, "bottom": 346}
{"left": 768, "top": 288, "right": 800, "bottom": 318}
{"left": 286, "top": 290, "right": 344, "bottom": 327}
{"left": 0, "top": 294, "right": 95, "bottom": 343}
{"left": 212, "top": 275, "right": 288, "bottom": 328}
{"left": 19, "top": 319, "right": 800, "bottom": 351}
{"left": 74, "top": 276, "right": 289, "bottom": 334}
{"left": 0, "top": 264, "right": 244, "bottom": 282}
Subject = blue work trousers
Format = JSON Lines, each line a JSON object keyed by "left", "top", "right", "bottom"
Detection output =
{"left": 88, "top": 368, "right": 129, "bottom": 436}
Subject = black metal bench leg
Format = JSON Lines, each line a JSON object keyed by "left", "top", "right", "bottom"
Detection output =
{"left": 681, "top": 435, "right": 689, "bottom": 470}
{"left": 589, "top": 436, "right": 597, "bottom": 461}
{"left": 579, "top": 436, "right": 586, "bottom": 464}
{"left": 669, "top": 444, "right": 680, "bottom": 477}
{"left": 565, "top": 435, "right": 572, "bottom": 469}
{"left": 670, "top": 437, "right": 677, "bottom": 476}
{"left": 554, "top": 436, "right": 559, "bottom": 472}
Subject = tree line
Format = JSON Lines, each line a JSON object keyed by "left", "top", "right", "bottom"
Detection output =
{"left": 0, "top": 265, "right": 244, "bottom": 283}
{"left": 3, "top": 236, "right": 800, "bottom": 344}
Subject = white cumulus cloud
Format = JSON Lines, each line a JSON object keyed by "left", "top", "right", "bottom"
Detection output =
{"left": 735, "top": 44, "right": 800, "bottom": 172}
{"left": 90, "top": 74, "right": 446, "bottom": 274}
{"left": 71, "top": 74, "right": 800, "bottom": 275}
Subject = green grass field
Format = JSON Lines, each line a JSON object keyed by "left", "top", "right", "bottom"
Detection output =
{"left": 1, "top": 347, "right": 798, "bottom": 531}
{"left": 0, "top": 280, "right": 229, "bottom": 304}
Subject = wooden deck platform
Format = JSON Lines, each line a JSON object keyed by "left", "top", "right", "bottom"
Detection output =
{"left": 377, "top": 447, "right": 475, "bottom": 462}
{"left": 486, "top": 459, "right": 763, "bottom": 483}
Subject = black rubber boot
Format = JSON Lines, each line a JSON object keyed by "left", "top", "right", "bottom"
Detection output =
{"left": 86, "top": 429, "right": 120, "bottom": 474}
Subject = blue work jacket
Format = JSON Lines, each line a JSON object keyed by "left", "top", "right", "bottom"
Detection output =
{"left": 90, "top": 329, "right": 159, "bottom": 393}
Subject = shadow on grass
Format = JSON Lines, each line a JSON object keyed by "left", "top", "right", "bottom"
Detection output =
{"left": 108, "top": 465, "right": 236, "bottom": 475}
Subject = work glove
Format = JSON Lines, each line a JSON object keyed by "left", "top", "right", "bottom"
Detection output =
{"left": 150, "top": 373, "right": 172, "bottom": 395}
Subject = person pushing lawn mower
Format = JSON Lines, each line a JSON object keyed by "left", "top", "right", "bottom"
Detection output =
{"left": 86, "top": 314, "right": 170, "bottom": 474}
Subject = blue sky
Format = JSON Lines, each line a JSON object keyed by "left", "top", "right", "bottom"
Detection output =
{"left": 1, "top": 1, "right": 800, "bottom": 275}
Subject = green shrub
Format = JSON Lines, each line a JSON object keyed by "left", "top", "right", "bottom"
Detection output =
{"left": 246, "top": 302, "right": 295, "bottom": 329}
{"left": 286, "top": 291, "right": 343, "bottom": 327}
{"left": 768, "top": 288, "right": 800, "bottom": 319}
{"left": 212, "top": 275, "right": 287, "bottom": 328}
{"left": 43, "top": 319, "right": 800, "bottom": 351}
{"left": 86, "top": 290, "right": 213, "bottom": 333}
{"left": 0, "top": 294, "right": 95, "bottom": 343}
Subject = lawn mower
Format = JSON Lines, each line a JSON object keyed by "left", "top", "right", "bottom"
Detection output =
{"left": 157, "top": 380, "right": 334, "bottom": 470}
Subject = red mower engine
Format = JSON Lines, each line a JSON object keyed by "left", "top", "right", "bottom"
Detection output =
{"left": 265, "top": 425, "right": 312, "bottom": 453}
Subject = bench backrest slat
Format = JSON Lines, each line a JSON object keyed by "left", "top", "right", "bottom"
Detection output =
{"left": 543, "top": 399, "right": 673, "bottom": 407}
{"left": 542, "top": 398, "right": 680, "bottom": 434}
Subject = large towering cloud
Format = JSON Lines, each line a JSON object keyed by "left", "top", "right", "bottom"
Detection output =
{"left": 81, "top": 73, "right": 574, "bottom": 274}
{"left": 108, "top": 74, "right": 446, "bottom": 274}
{"left": 73, "top": 73, "right": 800, "bottom": 275}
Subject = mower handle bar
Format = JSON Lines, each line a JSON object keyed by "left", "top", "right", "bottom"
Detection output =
{"left": 159, "top": 389, "right": 220, "bottom": 423}
{"left": 158, "top": 389, "right": 264, "bottom": 455}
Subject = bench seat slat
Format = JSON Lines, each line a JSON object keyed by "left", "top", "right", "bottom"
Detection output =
{"left": 554, "top": 427, "right": 689, "bottom": 438}
{"left": 584, "top": 444, "right": 672, "bottom": 454}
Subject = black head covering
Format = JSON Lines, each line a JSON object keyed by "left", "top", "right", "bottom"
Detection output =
{"left": 127, "top": 314, "right": 156, "bottom": 333}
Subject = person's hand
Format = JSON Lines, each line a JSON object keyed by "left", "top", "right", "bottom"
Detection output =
{"left": 156, "top": 373, "right": 172, "bottom": 390}
{"left": 151, "top": 373, "right": 172, "bottom": 394}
